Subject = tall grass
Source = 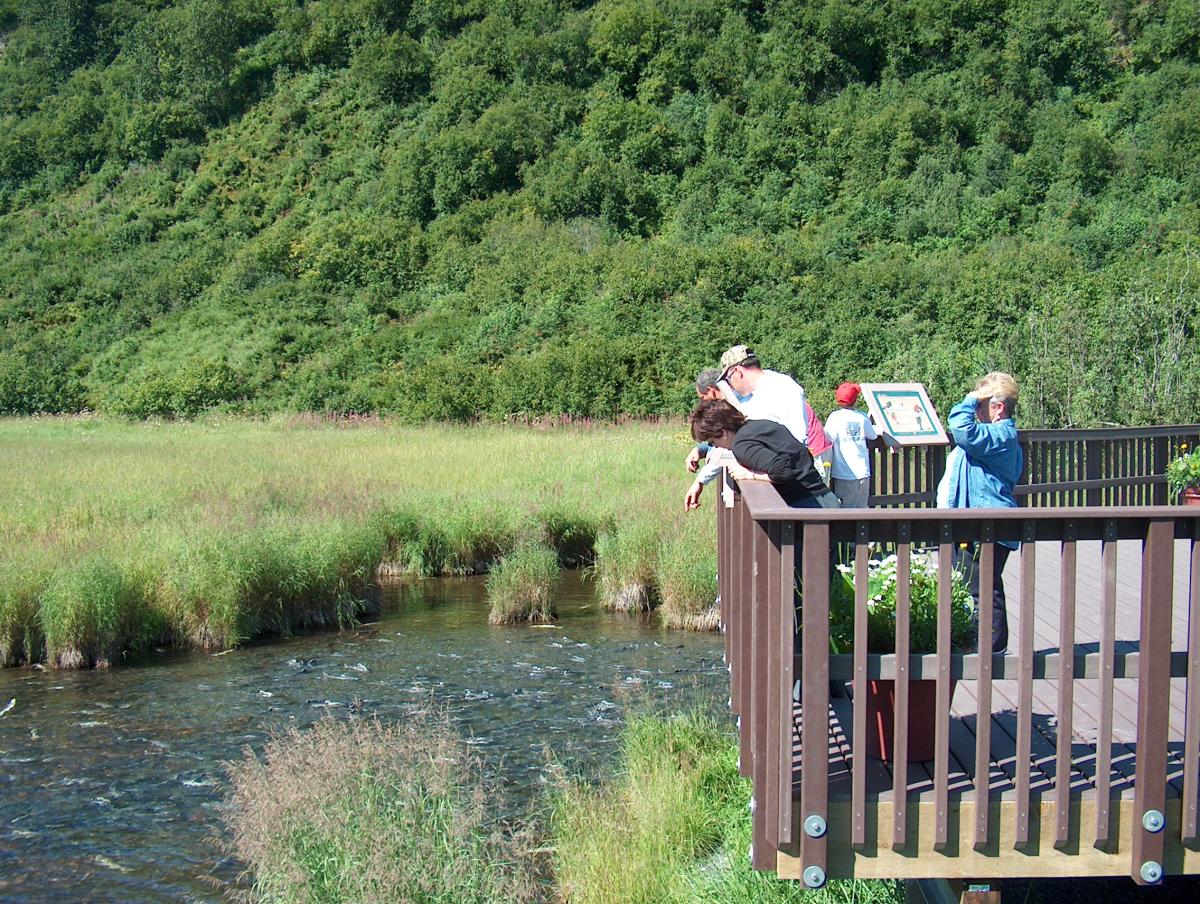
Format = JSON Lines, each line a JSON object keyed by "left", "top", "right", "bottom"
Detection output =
{"left": 224, "top": 713, "right": 540, "bottom": 904}
{"left": 550, "top": 712, "right": 904, "bottom": 904}
{"left": 0, "top": 417, "right": 720, "bottom": 667}
{"left": 487, "top": 543, "right": 559, "bottom": 625}
{"left": 594, "top": 519, "right": 662, "bottom": 612}
{"left": 657, "top": 517, "right": 720, "bottom": 631}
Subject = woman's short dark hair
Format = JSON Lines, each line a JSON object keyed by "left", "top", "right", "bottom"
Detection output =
{"left": 689, "top": 399, "right": 746, "bottom": 442}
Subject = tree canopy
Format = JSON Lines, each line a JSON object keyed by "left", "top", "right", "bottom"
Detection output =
{"left": 1, "top": 0, "right": 1197, "bottom": 425}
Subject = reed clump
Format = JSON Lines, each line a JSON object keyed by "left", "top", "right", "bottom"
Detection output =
{"left": 224, "top": 713, "right": 540, "bottom": 904}
{"left": 39, "top": 555, "right": 165, "bottom": 669}
{"left": 487, "top": 543, "right": 559, "bottom": 625}
{"left": 656, "top": 518, "right": 720, "bottom": 631}
{"left": 594, "top": 519, "right": 661, "bottom": 612}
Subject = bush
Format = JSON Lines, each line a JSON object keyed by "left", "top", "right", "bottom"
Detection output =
{"left": 105, "top": 358, "right": 242, "bottom": 418}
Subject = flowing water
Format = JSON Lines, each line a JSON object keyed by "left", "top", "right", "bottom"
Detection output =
{"left": 0, "top": 573, "right": 727, "bottom": 903}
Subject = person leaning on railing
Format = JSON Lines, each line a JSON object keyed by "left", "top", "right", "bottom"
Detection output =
{"left": 946, "top": 372, "right": 1023, "bottom": 653}
{"left": 687, "top": 399, "right": 840, "bottom": 510}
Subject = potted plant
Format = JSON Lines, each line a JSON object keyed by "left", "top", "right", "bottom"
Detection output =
{"left": 1167, "top": 444, "right": 1200, "bottom": 506}
{"left": 829, "top": 552, "right": 975, "bottom": 762}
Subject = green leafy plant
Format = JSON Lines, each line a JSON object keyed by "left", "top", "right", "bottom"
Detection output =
{"left": 829, "top": 551, "right": 975, "bottom": 654}
{"left": 1166, "top": 444, "right": 1200, "bottom": 499}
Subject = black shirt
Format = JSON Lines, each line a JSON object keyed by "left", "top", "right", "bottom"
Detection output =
{"left": 732, "top": 419, "right": 832, "bottom": 507}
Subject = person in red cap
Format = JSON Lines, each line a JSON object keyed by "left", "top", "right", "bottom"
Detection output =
{"left": 824, "top": 382, "right": 877, "bottom": 508}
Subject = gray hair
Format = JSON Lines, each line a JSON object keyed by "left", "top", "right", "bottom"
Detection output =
{"left": 695, "top": 369, "right": 722, "bottom": 394}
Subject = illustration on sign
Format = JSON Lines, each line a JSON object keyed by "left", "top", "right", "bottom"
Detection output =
{"left": 859, "top": 383, "right": 948, "bottom": 446}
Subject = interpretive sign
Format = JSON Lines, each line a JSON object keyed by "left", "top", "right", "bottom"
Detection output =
{"left": 858, "top": 382, "right": 948, "bottom": 446}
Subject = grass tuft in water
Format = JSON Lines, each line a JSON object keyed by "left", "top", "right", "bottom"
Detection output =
{"left": 656, "top": 518, "right": 719, "bottom": 631}
{"left": 487, "top": 542, "right": 559, "bottom": 625}
{"left": 224, "top": 713, "right": 540, "bottom": 904}
{"left": 594, "top": 519, "right": 660, "bottom": 612}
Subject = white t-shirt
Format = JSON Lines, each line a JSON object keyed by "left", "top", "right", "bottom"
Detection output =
{"left": 721, "top": 369, "right": 808, "bottom": 445}
{"left": 824, "top": 408, "right": 877, "bottom": 480}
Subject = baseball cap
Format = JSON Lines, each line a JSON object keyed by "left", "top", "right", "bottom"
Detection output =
{"left": 718, "top": 345, "right": 758, "bottom": 379}
{"left": 835, "top": 382, "right": 861, "bottom": 406}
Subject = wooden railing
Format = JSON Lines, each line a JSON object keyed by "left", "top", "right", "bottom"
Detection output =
{"left": 869, "top": 426, "right": 1199, "bottom": 509}
{"left": 718, "top": 425, "right": 1200, "bottom": 889}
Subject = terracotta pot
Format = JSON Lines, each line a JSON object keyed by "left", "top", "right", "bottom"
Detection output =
{"left": 1183, "top": 488, "right": 1200, "bottom": 507}
{"left": 861, "top": 677, "right": 956, "bottom": 763}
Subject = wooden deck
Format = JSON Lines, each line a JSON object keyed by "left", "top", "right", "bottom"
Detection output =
{"left": 809, "top": 538, "right": 1196, "bottom": 807}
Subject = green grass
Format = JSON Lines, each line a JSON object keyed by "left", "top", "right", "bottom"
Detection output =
{"left": 549, "top": 711, "right": 904, "bottom": 904}
{"left": 487, "top": 542, "right": 559, "bottom": 625}
{"left": 223, "top": 713, "right": 540, "bottom": 904}
{"left": 0, "top": 416, "right": 718, "bottom": 666}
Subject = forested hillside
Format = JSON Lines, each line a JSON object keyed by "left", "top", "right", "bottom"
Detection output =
{"left": 1, "top": 0, "right": 1197, "bottom": 426}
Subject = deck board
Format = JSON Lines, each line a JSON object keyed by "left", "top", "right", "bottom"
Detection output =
{"left": 795, "top": 538, "right": 1196, "bottom": 805}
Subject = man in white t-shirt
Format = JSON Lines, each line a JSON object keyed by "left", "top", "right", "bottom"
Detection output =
{"left": 716, "top": 345, "right": 808, "bottom": 445}
{"left": 824, "top": 382, "right": 877, "bottom": 508}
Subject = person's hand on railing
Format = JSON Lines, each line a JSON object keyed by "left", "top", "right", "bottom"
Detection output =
{"left": 728, "top": 464, "right": 770, "bottom": 482}
{"left": 685, "top": 446, "right": 703, "bottom": 473}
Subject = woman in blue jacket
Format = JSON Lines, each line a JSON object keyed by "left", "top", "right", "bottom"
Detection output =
{"left": 946, "top": 373, "right": 1022, "bottom": 653}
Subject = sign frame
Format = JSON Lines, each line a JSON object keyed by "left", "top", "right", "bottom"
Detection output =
{"left": 858, "top": 382, "right": 949, "bottom": 447}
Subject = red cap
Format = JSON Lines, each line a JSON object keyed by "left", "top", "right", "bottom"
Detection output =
{"left": 835, "top": 382, "right": 861, "bottom": 406}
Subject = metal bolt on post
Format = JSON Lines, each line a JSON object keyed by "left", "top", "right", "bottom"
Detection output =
{"left": 1140, "top": 860, "right": 1163, "bottom": 884}
{"left": 803, "top": 814, "right": 827, "bottom": 838}
{"left": 1142, "top": 809, "right": 1165, "bottom": 833}
{"left": 803, "top": 865, "right": 826, "bottom": 888}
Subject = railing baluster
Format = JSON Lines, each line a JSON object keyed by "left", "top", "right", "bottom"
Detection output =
{"left": 1153, "top": 435, "right": 1170, "bottom": 505}
{"left": 1015, "top": 521, "right": 1037, "bottom": 847}
{"left": 974, "top": 523, "right": 995, "bottom": 849}
{"left": 934, "top": 521, "right": 953, "bottom": 850}
{"left": 893, "top": 524, "right": 912, "bottom": 850}
{"left": 778, "top": 522, "right": 795, "bottom": 848}
{"left": 1182, "top": 533, "right": 1200, "bottom": 844}
{"left": 765, "top": 522, "right": 782, "bottom": 851}
{"left": 1131, "top": 519, "right": 1174, "bottom": 885}
{"left": 737, "top": 496, "right": 752, "bottom": 776}
{"left": 800, "top": 522, "right": 830, "bottom": 886}
{"left": 851, "top": 521, "right": 869, "bottom": 847}
{"left": 1055, "top": 520, "right": 1077, "bottom": 848}
{"left": 1095, "top": 519, "right": 1118, "bottom": 848}
{"left": 729, "top": 491, "right": 742, "bottom": 718}
{"left": 751, "top": 518, "right": 772, "bottom": 870}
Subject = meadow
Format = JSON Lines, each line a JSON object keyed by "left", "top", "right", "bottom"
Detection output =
{"left": 0, "top": 415, "right": 717, "bottom": 668}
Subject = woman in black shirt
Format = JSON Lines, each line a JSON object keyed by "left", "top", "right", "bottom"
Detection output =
{"left": 689, "top": 400, "right": 840, "bottom": 510}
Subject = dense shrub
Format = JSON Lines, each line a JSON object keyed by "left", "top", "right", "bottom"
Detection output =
{"left": 1, "top": 1, "right": 1199, "bottom": 427}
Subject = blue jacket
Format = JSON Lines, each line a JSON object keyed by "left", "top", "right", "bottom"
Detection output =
{"left": 947, "top": 395, "right": 1022, "bottom": 548}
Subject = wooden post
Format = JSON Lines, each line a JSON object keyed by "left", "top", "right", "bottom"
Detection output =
{"left": 1131, "top": 519, "right": 1174, "bottom": 885}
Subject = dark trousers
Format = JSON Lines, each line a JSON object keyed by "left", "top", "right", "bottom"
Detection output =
{"left": 953, "top": 543, "right": 1011, "bottom": 653}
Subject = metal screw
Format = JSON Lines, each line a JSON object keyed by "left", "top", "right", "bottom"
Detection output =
{"left": 1142, "top": 809, "right": 1165, "bottom": 833}
{"left": 803, "top": 865, "right": 827, "bottom": 888}
{"left": 1140, "top": 860, "right": 1163, "bottom": 884}
{"left": 803, "top": 814, "right": 828, "bottom": 838}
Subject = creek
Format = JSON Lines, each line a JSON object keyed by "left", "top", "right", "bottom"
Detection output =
{"left": 0, "top": 572, "right": 727, "bottom": 903}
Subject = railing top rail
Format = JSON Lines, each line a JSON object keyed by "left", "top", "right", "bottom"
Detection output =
{"left": 736, "top": 480, "right": 1200, "bottom": 522}
{"left": 1020, "top": 424, "right": 1200, "bottom": 441}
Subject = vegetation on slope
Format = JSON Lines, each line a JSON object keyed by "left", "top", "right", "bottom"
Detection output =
{"left": 1, "top": 0, "right": 1198, "bottom": 427}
